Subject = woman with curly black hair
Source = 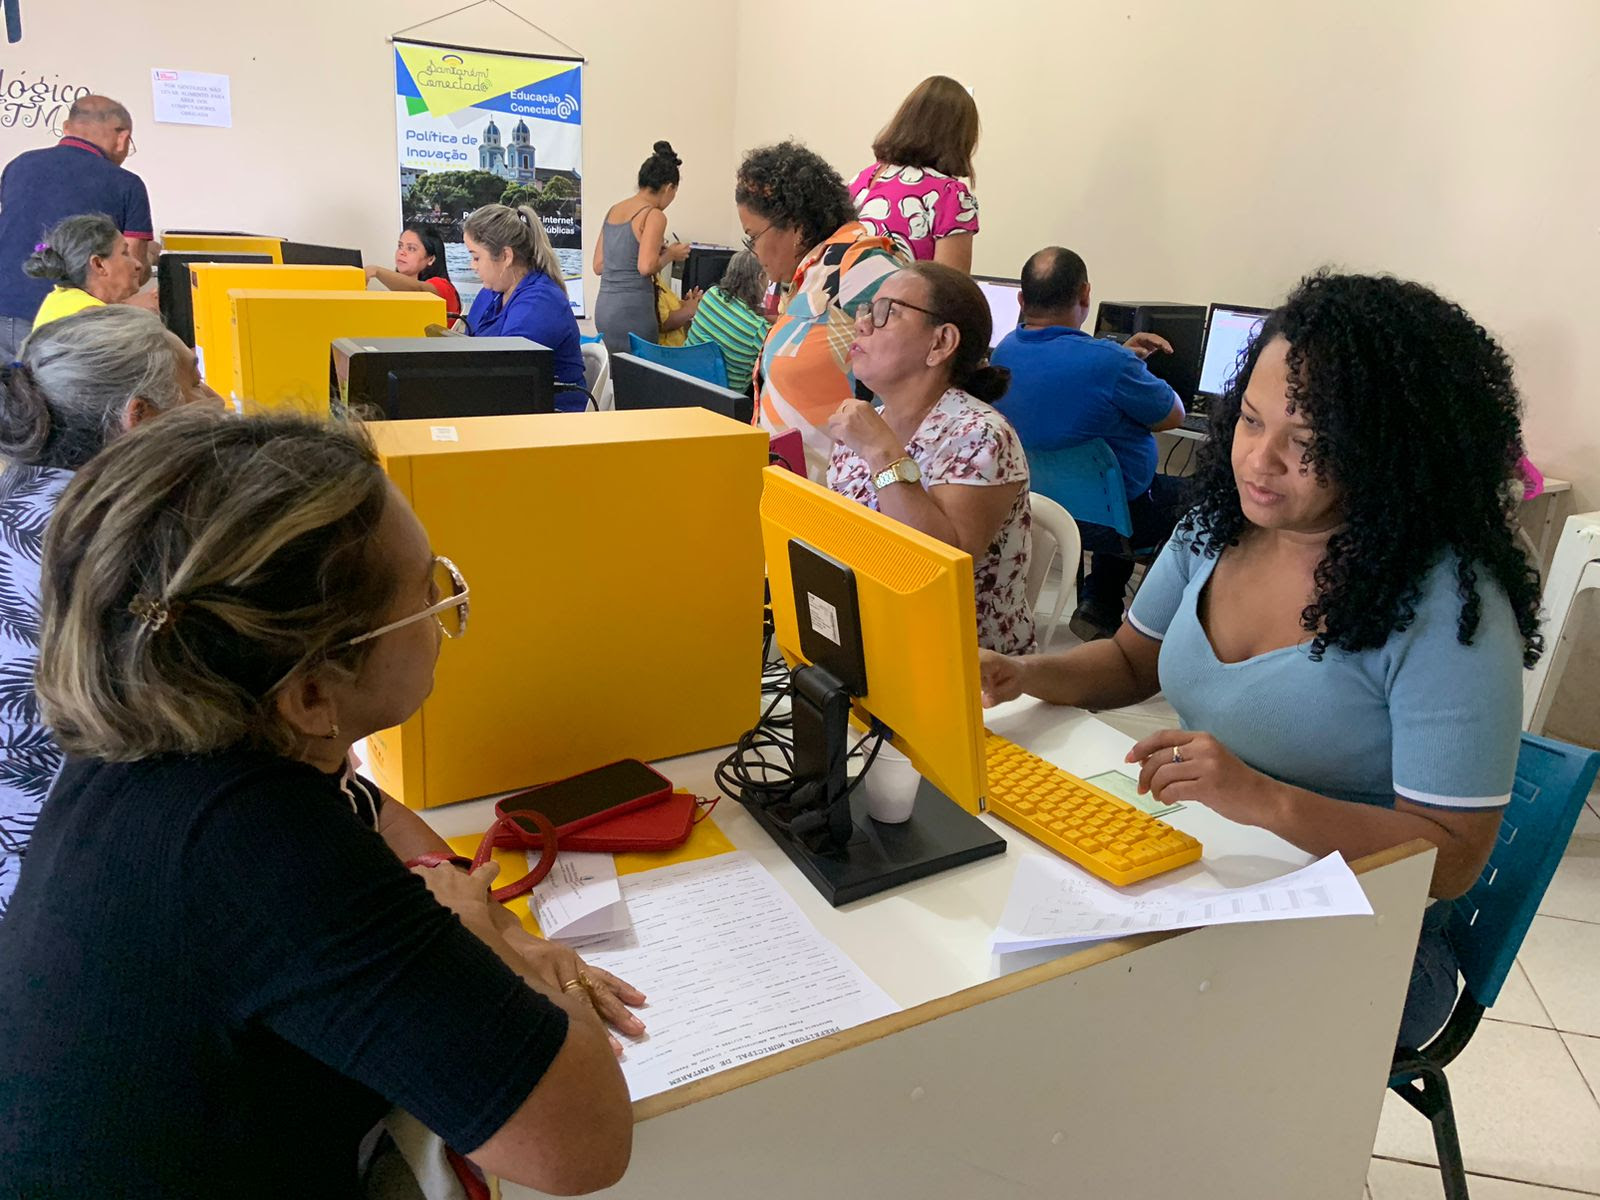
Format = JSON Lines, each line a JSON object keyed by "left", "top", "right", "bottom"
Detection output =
{"left": 980, "top": 270, "right": 1541, "bottom": 1048}
{"left": 735, "top": 140, "right": 903, "bottom": 478}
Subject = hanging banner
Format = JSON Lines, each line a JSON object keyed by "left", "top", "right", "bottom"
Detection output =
{"left": 394, "top": 39, "right": 583, "bottom": 316}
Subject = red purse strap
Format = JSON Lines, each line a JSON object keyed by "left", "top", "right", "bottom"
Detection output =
{"left": 472, "top": 809, "right": 559, "bottom": 903}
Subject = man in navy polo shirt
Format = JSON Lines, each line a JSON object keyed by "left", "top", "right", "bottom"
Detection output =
{"left": 992, "top": 247, "right": 1187, "bottom": 640}
{"left": 0, "top": 95, "right": 153, "bottom": 358}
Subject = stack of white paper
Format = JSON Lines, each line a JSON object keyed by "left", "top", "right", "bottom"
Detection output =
{"left": 990, "top": 852, "right": 1373, "bottom": 955}
{"left": 528, "top": 851, "right": 630, "bottom": 944}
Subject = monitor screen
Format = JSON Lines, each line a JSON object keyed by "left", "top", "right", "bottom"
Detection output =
{"left": 1198, "top": 304, "right": 1270, "bottom": 398}
{"left": 973, "top": 277, "right": 1022, "bottom": 348}
{"left": 612, "top": 353, "right": 751, "bottom": 424}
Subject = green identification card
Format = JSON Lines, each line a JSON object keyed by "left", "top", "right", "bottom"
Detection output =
{"left": 1086, "top": 770, "right": 1184, "bottom": 819}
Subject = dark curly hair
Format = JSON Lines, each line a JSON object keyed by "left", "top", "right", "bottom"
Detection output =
{"left": 734, "top": 140, "right": 857, "bottom": 253}
{"left": 1181, "top": 270, "right": 1543, "bottom": 667}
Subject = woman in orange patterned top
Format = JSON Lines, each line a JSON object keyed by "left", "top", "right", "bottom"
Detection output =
{"left": 735, "top": 141, "right": 904, "bottom": 479}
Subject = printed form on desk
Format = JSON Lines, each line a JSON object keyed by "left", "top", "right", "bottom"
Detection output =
{"left": 991, "top": 851, "right": 1373, "bottom": 955}
{"left": 578, "top": 852, "right": 899, "bottom": 1101}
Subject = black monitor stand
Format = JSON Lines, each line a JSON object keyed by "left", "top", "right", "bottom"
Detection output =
{"left": 742, "top": 662, "right": 1005, "bottom": 908}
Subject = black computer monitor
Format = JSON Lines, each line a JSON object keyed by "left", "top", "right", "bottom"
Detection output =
{"left": 331, "top": 336, "right": 554, "bottom": 420}
{"left": 972, "top": 275, "right": 1022, "bottom": 348}
{"left": 678, "top": 244, "right": 736, "bottom": 295}
{"left": 157, "top": 252, "right": 273, "bottom": 346}
{"left": 280, "top": 241, "right": 364, "bottom": 269}
{"left": 612, "top": 353, "right": 753, "bottom": 424}
{"left": 1196, "top": 303, "right": 1271, "bottom": 403}
{"left": 1093, "top": 300, "right": 1207, "bottom": 404}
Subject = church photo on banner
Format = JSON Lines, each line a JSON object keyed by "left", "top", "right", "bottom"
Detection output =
{"left": 393, "top": 38, "right": 584, "bottom": 315}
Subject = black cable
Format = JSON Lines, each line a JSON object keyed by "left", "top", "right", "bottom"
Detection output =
{"left": 552, "top": 381, "right": 598, "bottom": 412}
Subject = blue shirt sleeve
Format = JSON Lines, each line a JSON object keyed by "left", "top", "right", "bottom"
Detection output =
{"left": 503, "top": 280, "right": 578, "bottom": 353}
{"left": 1385, "top": 559, "right": 1524, "bottom": 809}
{"left": 121, "top": 174, "right": 153, "bottom": 239}
{"left": 1126, "top": 518, "right": 1201, "bottom": 640}
{"left": 1110, "top": 356, "right": 1179, "bottom": 429}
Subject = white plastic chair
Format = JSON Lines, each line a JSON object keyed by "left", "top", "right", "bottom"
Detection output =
{"left": 580, "top": 341, "right": 613, "bottom": 411}
{"left": 1025, "top": 492, "right": 1081, "bottom": 650}
{"left": 1525, "top": 512, "right": 1600, "bottom": 735}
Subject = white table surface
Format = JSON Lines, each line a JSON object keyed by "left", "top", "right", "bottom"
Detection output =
{"left": 416, "top": 697, "right": 1314, "bottom": 1012}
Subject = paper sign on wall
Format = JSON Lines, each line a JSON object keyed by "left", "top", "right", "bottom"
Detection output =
{"left": 151, "top": 69, "right": 232, "bottom": 128}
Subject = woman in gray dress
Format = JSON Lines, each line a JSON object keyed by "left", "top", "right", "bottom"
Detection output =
{"left": 592, "top": 140, "right": 691, "bottom": 355}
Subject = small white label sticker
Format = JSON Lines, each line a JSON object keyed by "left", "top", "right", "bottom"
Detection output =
{"left": 430, "top": 426, "right": 459, "bottom": 442}
{"left": 807, "top": 593, "right": 841, "bottom": 645}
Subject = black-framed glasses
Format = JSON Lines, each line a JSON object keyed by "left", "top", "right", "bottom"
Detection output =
{"left": 741, "top": 222, "right": 772, "bottom": 253}
{"left": 863, "top": 296, "right": 950, "bottom": 329}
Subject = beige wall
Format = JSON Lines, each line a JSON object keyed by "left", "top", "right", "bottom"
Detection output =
{"left": 733, "top": 0, "right": 1600, "bottom": 507}
{"left": 0, "top": 0, "right": 742, "bottom": 314}
{"left": 4, "top": 1, "right": 1593, "bottom": 501}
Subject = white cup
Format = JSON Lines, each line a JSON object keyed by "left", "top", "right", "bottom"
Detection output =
{"left": 858, "top": 740, "right": 920, "bottom": 824}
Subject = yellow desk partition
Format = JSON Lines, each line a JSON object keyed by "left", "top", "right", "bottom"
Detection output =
{"left": 163, "top": 233, "right": 284, "bottom": 263}
{"left": 188, "top": 264, "right": 364, "bottom": 398}
{"left": 231, "top": 290, "right": 445, "bottom": 416}
{"left": 366, "top": 410, "right": 768, "bottom": 810}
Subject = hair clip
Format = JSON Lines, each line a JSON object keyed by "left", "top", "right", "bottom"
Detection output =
{"left": 128, "top": 593, "right": 177, "bottom": 632}
{"left": 32, "top": 242, "right": 48, "bottom": 253}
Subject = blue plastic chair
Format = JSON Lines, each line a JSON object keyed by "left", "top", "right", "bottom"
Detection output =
{"left": 626, "top": 334, "right": 729, "bottom": 390}
{"left": 1388, "top": 732, "right": 1600, "bottom": 1200}
{"left": 1024, "top": 440, "right": 1135, "bottom": 541}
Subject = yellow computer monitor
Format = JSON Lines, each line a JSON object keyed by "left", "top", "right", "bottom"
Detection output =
{"left": 758, "top": 467, "right": 1001, "bottom": 904}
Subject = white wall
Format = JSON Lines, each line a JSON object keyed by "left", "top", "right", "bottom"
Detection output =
{"left": 732, "top": 0, "right": 1600, "bottom": 507}
{"left": 0, "top": 0, "right": 742, "bottom": 314}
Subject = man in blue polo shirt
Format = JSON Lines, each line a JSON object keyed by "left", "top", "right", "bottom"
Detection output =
{"left": 0, "top": 95, "right": 153, "bottom": 358}
{"left": 993, "top": 247, "right": 1187, "bottom": 640}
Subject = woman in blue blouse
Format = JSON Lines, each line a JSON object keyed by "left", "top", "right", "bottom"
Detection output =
{"left": 462, "top": 204, "right": 586, "bottom": 410}
{"left": 980, "top": 270, "right": 1544, "bottom": 1049}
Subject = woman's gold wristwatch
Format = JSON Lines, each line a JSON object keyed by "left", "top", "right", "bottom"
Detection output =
{"left": 871, "top": 456, "right": 922, "bottom": 491}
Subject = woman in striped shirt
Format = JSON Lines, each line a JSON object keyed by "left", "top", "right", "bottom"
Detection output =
{"left": 685, "top": 249, "right": 769, "bottom": 394}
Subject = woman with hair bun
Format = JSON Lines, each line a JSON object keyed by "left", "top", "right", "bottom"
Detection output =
{"left": 593, "top": 140, "right": 691, "bottom": 355}
{"left": 24, "top": 212, "right": 155, "bottom": 331}
{"left": 0, "top": 305, "right": 219, "bottom": 916}
{"left": 461, "top": 202, "right": 585, "bottom": 406}
{"left": 825, "top": 261, "right": 1034, "bottom": 654}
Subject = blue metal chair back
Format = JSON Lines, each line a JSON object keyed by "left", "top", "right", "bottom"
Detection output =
{"left": 1024, "top": 440, "right": 1133, "bottom": 539}
{"left": 1446, "top": 732, "right": 1600, "bottom": 1008}
{"left": 626, "top": 335, "right": 729, "bottom": 390}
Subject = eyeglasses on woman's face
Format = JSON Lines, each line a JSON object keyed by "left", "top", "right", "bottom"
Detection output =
{"left": 342, "top": 555, "right": 470, "bottom": 648}
{"left": 741, "top": 222, "right": 773, "bottom": 254}
{"left": 859, "top": 295, "right": 950, "bottom": 330}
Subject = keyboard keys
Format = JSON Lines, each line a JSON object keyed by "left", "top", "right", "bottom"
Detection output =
{"left": 983, "top": 731, "right": 1203, "bottom": 887}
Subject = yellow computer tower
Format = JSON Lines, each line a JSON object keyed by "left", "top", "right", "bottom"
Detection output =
{"left": 366, "top": 409, "right": 768, "bottom": 809}
{"left": 231, "top": 291, "right": 446, "bottom": 416}
{"left": 189, "top": 264, "right": 364, "bottom": 398}
{"left": 163, "top": 233, "right": 284, "bottom": 262}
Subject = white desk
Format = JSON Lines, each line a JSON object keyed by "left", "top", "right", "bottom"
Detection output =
{"left": 422, "top": 702, "right": 1433, "bottom": 1200}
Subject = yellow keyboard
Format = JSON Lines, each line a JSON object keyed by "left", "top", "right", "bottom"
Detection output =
{"left": 984, "top": 732, "right": 1203, "bottom": 886}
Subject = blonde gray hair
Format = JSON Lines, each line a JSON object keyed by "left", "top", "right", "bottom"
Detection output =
{"left": 37, "top": 406, "right": 395, "bottom": 761}
{"left": 463, "top": 203, "right": 564, "bottom": 287}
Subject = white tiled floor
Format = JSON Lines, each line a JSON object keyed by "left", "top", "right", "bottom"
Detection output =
{"left": 1036, "top": 570, "right": 1600, "bottom": 1199}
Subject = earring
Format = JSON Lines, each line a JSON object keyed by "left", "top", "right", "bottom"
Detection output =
{"left": 322, "top": 722, "right": 340, "bottom": 740}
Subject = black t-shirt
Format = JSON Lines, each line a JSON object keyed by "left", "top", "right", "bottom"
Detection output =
{"left": 0, "top": 749, "right": 568, "bottom": 1197}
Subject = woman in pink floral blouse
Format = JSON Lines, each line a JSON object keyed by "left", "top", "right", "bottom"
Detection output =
{"left": 850, "top": 76, "right": 981, "bottom": 272}
{"left": 825, "top": 262, "right": 1034, "bottom": 654}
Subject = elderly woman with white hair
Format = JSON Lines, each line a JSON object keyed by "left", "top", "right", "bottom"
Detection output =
{"left": 0, "top": 305, "right": 218, "bottom": 913}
